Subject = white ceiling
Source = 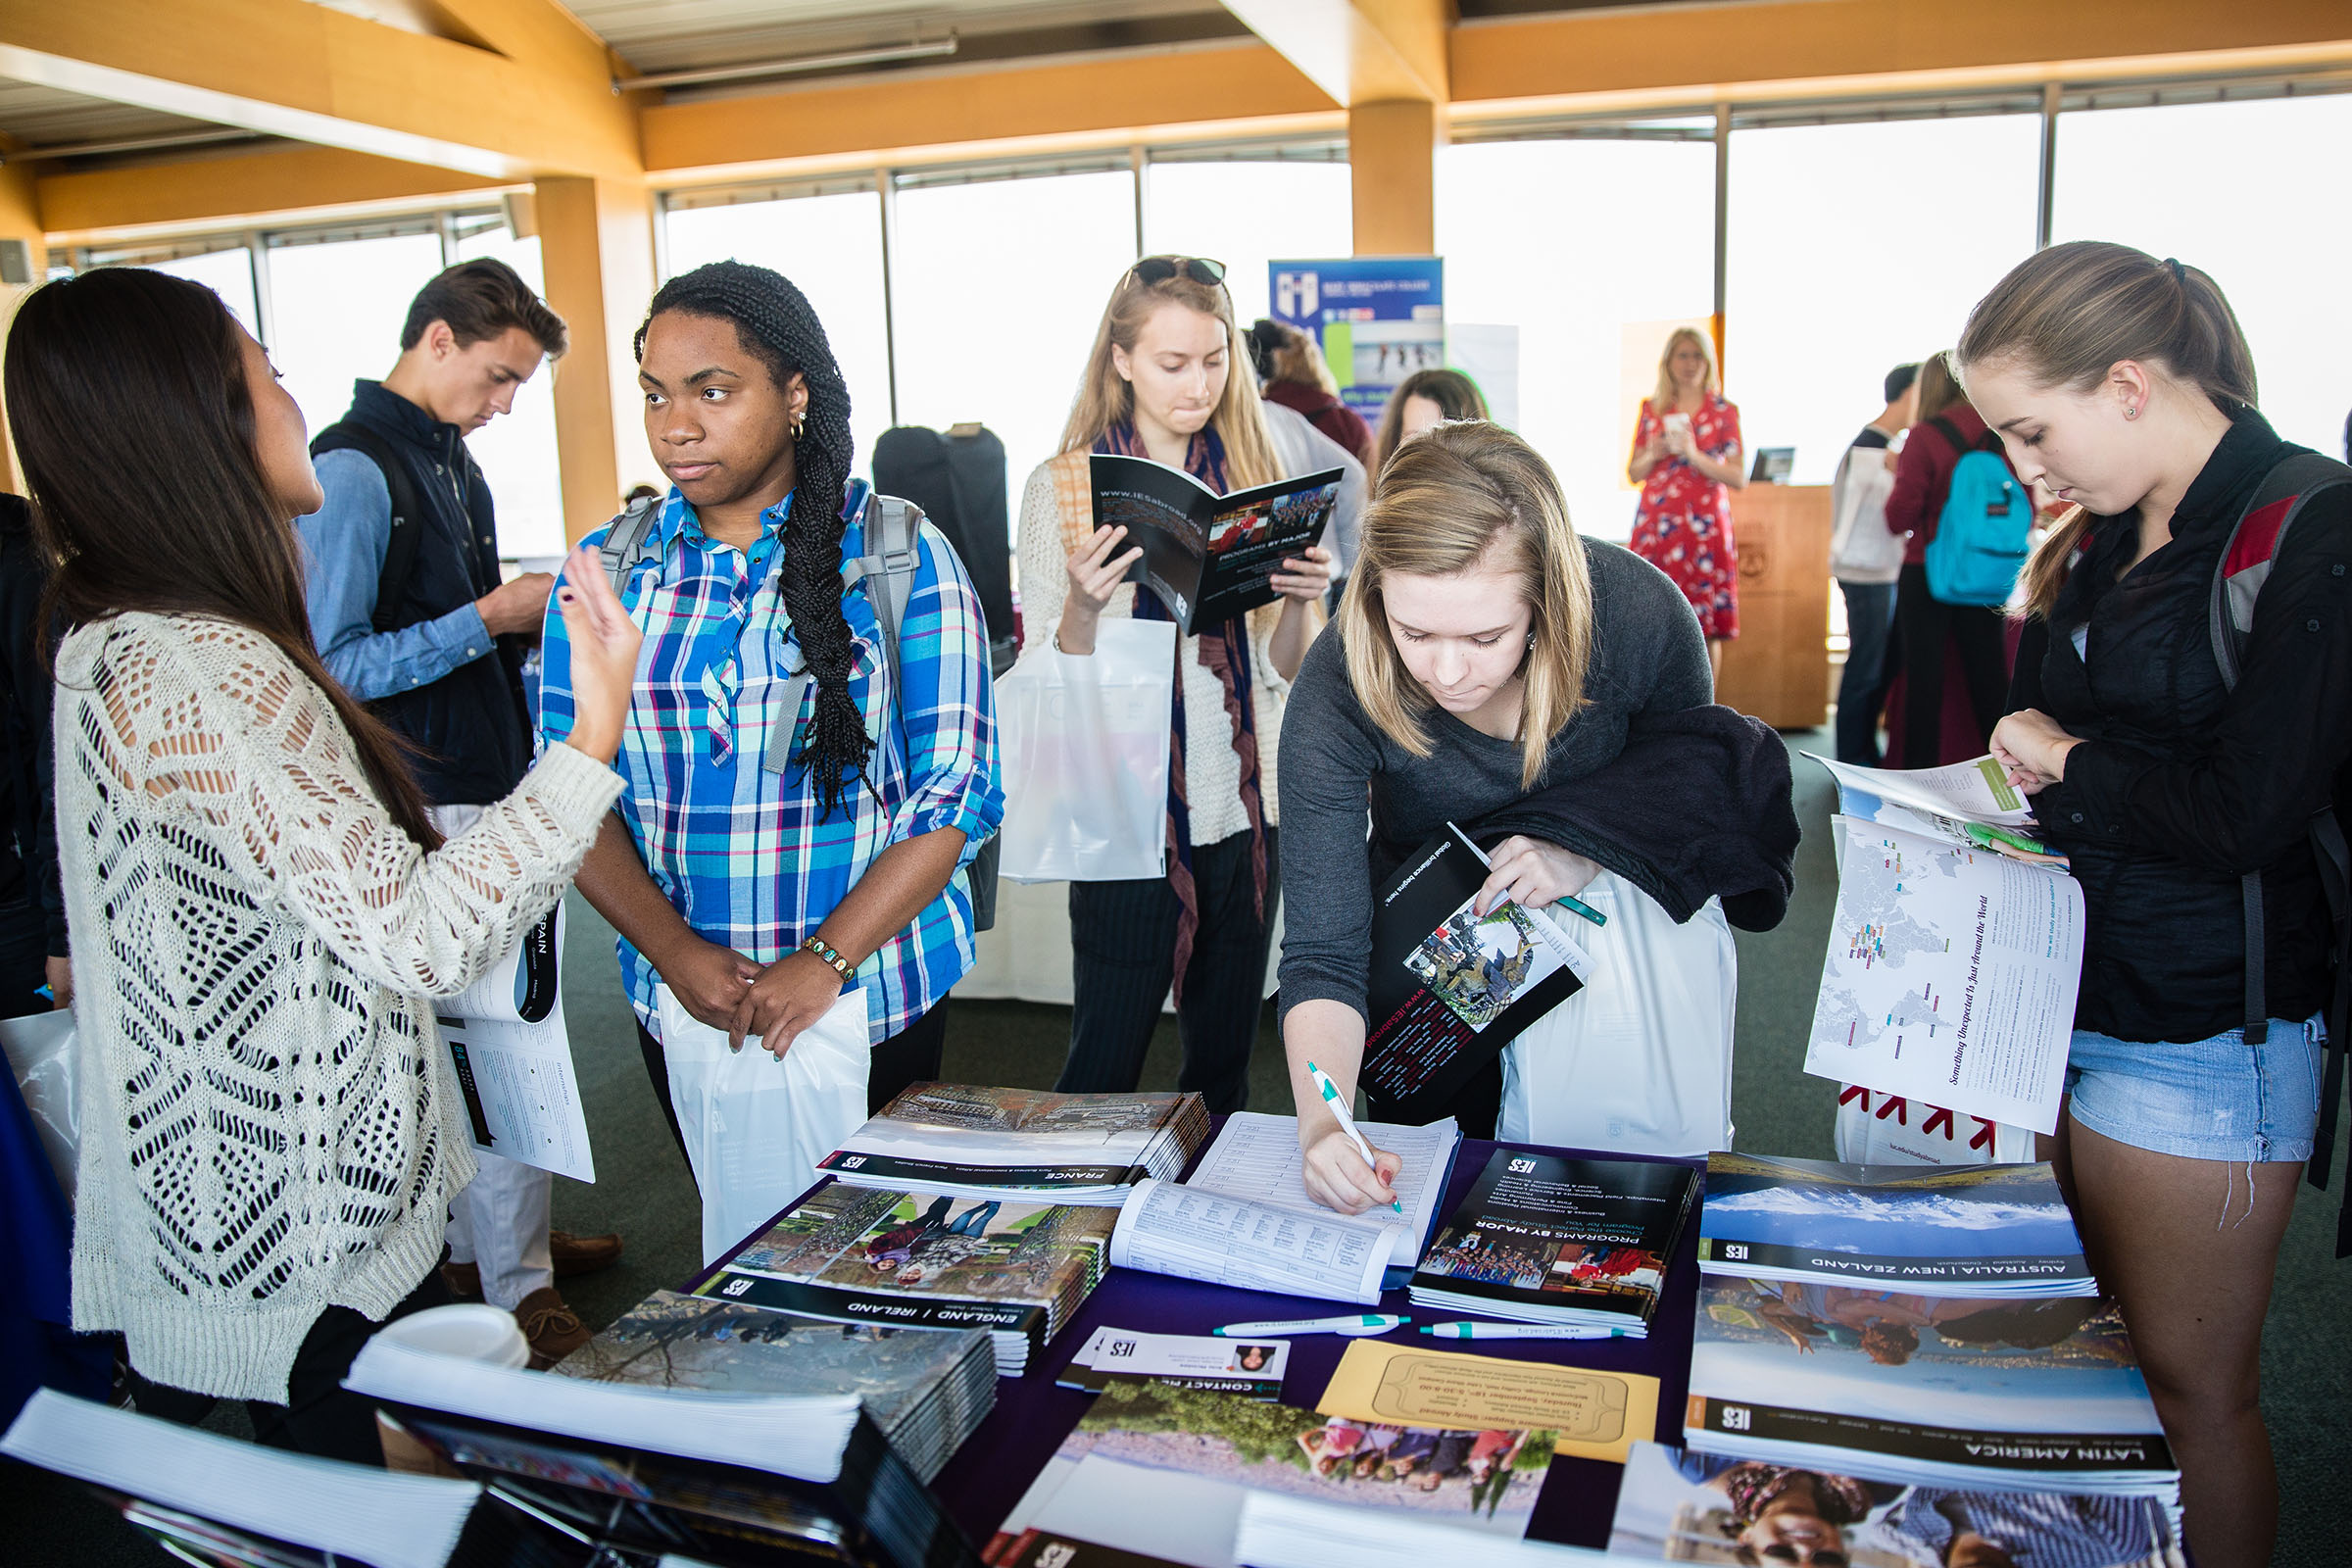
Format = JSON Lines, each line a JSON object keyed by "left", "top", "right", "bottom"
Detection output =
{"left": 0, "top": 80, "right": 223, "bottom": 155}
{"left": 566, "top": 0, "right": 1235, "bottom": 74}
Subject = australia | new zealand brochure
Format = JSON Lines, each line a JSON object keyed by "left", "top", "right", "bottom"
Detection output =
{"left": 1408, "top": 1148, "right": 1697, "bottom": 1336}
{"left": 1091, "top": 452, "right": 1342, "bottom": 633}
{"left": 1362, "top": 826, "right": 1591, "bottom": 1125}
{"left": 1684, "top": 1278, "right": 2179, "bottom": 1498}
{"left": 1698, "top": 1153, "right": 2097, "bottom": 1297}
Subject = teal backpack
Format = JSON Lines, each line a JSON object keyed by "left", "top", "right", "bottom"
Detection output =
{"left": 1922, "top": 416, "right": 2028, "bottom": 606}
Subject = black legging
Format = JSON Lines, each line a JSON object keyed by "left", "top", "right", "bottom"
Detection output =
{"left": 1895, "top": 563, "right": 2010, "bottom": 768}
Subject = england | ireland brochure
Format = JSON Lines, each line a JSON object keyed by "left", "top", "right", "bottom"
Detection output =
{"left": 1091, "top": 452, "right": 1342, "bottom": 633}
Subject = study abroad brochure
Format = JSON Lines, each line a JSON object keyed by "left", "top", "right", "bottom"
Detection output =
{"left": 1408, "top": 1147, "right": 1697, "bottom": 1335}
{"left": 700, "top": 1185, "right": 1116, "bottom": 1375}
{"left": 1804, "top": 812, "right": 2083, "bottom": 1136}
{"left": 1685, "top": 1278, "right": 2179, "bottom": 1497}
{"left": 1092, "top": 452, "right": 1343, "bottom": 634}
{"left": 434, "top": 901, "right": 596, "bottom": 1183}
{"left": 1697, "top": 1153, "right": 2096, "bottom": 1297}
{"left": 816, "top": 1083, "right": 1211, "bottom": 1204}
{"left": 1362, "top": 826, "right": 1592, "bottom": 1126}
{"left": 1607, "top": 1439, "right": 2183, "bottom": 1567}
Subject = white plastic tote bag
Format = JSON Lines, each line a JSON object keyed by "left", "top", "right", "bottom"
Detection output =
{"left": 0, "top": 1006, "right": 77, "bottom": 1201}
{"left": 659, "top": 984, "right": 870, "bottom": 1265}
{"left": 1498, "top": 871, "right": 1737, "bottom": 1157}
{"left": 1834, "top": 1083, "right": 2035, "bottom": 1164}
{"left": 996, "top": 618, "right": 1176, "bottom": 884}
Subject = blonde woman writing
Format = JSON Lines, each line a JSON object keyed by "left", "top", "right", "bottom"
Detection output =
{"left": 1277, "top": 423, "right": 1796, "bottom": 1211}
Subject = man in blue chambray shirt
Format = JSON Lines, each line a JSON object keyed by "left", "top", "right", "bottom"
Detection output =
{"left": 294, "top": 259, "right": 616, "bottom": 1367}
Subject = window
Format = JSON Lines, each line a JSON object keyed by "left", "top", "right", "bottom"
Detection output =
{"left": 145, "top": 248, "right": 261, "bottom": 340}
{"left": 1725, "top": 115, "right": 2042, "bottom": 487}
{"left": 1438, "top": 138, "right": 1717, "bottom": 541}
{"left": 1144, "top": 156, "right": 1351, "bottom": 327}
{"left": 265, "top": 230, "right": 446, "bottom": 457}
{"left": 889, "top": 170, "right": 1141, "bottom": 526}
{"left": 662, "top": 188, "right": 894, "bottom": 487}
{"left": 2054, "top": 92, "right": 2352, "bottom": 460}
{"left": 454, "top": 224, "right": 567, "bottom": 558}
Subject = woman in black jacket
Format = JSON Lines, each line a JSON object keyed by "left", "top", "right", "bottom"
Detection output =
{"left": 1961, "top": 241, "right": 2350, "bottom": 1568}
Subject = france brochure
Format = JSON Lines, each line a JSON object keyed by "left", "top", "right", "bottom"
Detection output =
{"left": 1091, "top": 452, "right": 1343, "bottom": 632}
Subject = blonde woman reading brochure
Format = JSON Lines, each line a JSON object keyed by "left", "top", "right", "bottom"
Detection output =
{"left": 1016, "top": 256, "right": 1336, "bottom": 1113}
{"left": 1275, "top": 423, "right": 1797, "bottom": 1214}
{"left": 6, "top": 268, "right": 637, "bottom": 1462}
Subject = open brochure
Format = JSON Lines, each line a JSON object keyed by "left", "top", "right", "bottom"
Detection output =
{"left": 1805, "top": 753, "right": 2062, "bottom": 862}
{"left": 1804, "top": 814, "right": 2083, "bottom": 1136}
{"left": 1108, "top": 1177, "right": 1397, "bottom": 1305}
{"left": 434, "top": 903, "right": 595, "bottom": 1182}
{"left": 1092, "top": 452, "right": 1342, "bottom": 633}
{"left": 1608, "top": 1440, "right": 2183, "bottom": 1567}
{"left": 1184, "top": 1111, "right": 1460, "bottom": 1282}
{"left": 816, "top": 1084, "right": 1209, "bottom": 1204}
{"left": 1698, "top": 1153, "right": 2096, "bottom": 1297}
{"left": 1363, "top": 826, "right": 1592, "bottom": 1125}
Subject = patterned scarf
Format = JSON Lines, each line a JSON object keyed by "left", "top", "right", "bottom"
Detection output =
{"left": 1094, "top": 420, "right": 1268, "bottom": 1000}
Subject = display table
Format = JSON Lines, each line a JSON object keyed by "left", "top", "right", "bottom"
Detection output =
{"left": 696, "top": 1134, "right": 1704, "bottom": 1557}
{"left": 1716, "top": 483, "right": 1831, "bottom": 729}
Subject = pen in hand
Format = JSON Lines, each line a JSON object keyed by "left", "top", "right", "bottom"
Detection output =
{"left": 1304, "top": 1060, "right": 1404, "bottom": 1215}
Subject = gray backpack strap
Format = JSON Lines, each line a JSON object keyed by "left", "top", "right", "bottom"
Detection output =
{"left": 597, "top": 495, "right": 665, "bottom": 599}
{"left": 841, "top": 494, "right": 925, "bottom": 699}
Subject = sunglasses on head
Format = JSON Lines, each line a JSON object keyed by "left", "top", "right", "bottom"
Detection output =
{"left": 1131, "top": 255, "right": 1227, "bottom": 288}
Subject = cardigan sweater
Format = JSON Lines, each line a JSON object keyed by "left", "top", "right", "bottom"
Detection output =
{"left": 54, "top": 612, "right": 619, "bottom": 1401}
{"left": 1017, "top": 450, "right": 1305, "bottom": 846}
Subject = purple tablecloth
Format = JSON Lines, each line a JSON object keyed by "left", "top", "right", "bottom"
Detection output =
{"left": 689, "top": 1133, "right": 1704, "bottom": 1555}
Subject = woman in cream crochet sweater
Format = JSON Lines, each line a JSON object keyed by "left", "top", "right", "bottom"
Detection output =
{"left": 1017, "top": 256, "right": 1336, "bottom": 1113}
{"left": 4, "top": 269, "right": 642, "bottom": 1461}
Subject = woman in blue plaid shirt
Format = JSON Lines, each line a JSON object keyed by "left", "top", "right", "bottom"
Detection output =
{"left": 540, "top": 262, "right": 1002, "bottom": 1144}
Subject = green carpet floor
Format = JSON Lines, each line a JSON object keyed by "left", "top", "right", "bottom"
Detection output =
{"left": 9, "top": 726, "right": 2344, "bottom": 1564}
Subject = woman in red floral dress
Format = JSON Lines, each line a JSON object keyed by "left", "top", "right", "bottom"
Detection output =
{"left": 1628, "top": 326, "right": 1746, "bottom": 679}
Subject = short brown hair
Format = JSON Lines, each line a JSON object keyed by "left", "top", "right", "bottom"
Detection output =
{"left": 400, "top": 258, "right": 567, "bottom": 358}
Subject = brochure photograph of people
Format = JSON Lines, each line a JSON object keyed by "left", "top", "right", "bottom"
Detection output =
{"left": 5, "top": 19, "right": 2349, "bottom": 1568}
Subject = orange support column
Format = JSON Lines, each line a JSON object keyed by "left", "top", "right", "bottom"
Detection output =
{"left": 0, "top": 159, "right": 46, "bottom": 494}
{"left": 535, "top": 174, "right": 662, "bottom": 543}
{"left": 1348, "top": 98, "right": 1438, "bottom": 256}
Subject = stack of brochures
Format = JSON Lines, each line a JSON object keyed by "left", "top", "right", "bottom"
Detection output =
{"left": 699, "top": 1183, "right": 1116, "bottom": 1375}
{"left": 1405, "top": 1148, "right": 1698, "bottom": 1337}
{"left": 1699, "top": 1153, "right": 2099, "bottom": 1298}
{"left": 1098, "top": 1111, "right": 1462, "bottom": 1307}
{"left": 1682, "top": 1273, "right": 2180, "bottom": 1498}
{"left": 555, "top": 1289, "right": 996, "bottom": 1481}
{"left": 1608, "top": 1439, "right": 2183, "bottom": 1566}
{"left": 816, "top": 1083, "right": 1210, "bottom": 1205}
{"left": 343, "top": 1337, "right": 970, "bottom": 1567}
{"left": 2, "top": 1391, "right": 534, "bottom": 1568}
{"left": 987, "top": 1380, "right": 1562, "bottom": 1567}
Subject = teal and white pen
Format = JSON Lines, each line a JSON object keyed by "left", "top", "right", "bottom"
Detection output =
{"left": 1303, "top": 1060, "right": 1404, "bottom": 1214}
{"left": 1214, "top": 1314, "right": 1408, "bottom": 1338}
{"left": 1419, "top": 1322, "right": 1628, "bottom": 1341}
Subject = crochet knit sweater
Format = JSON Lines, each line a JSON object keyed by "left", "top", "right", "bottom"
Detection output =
{"left": 54, "top": 613, "right": 621, "bottom": 1402}
{"left": 1017, "top": 451, "right": 1298, "bottom": 846}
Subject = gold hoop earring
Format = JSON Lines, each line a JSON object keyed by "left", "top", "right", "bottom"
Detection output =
{"left": 792, "top": 413, "right": 806, "bottom": 439}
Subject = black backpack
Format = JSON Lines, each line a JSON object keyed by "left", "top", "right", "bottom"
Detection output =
{"left": 2205, "top": 450, "right": 2352, "bottom": 1253}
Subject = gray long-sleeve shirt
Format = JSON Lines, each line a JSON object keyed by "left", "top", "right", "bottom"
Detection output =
{"left": 1276, "top": 537, "right": 1711, "bottom": 1027}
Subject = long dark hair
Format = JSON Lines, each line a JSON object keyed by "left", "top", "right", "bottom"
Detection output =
{"left": 5, "top": 268, "right": 439, "bottom": 848}
{"left": 635, "top": 261, "right": 872, "bottom": 816}
{"left": 1371, "top": 368, "right": 1490, "bottom": 478}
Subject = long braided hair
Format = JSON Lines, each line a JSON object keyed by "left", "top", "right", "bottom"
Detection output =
{"left": 635, "top": 261, "right": 872, "bottom": 816}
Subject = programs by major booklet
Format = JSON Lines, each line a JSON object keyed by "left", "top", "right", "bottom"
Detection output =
{"left": 1091, "top": 452, "right": 1342, "bottom": 632}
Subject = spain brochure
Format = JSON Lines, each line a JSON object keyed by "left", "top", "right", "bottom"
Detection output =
{"left": 1363, "top": 825, "right": 1592, "bottom": 1125}
{"left": 1698, "top": 1152, "right": 2096, "bottom": 1297}
{"left": 817, "top": 1083, "right": 1210, "bottom": 1205}
{"left": 1408, "top": 1146, "right": 1697, "bottom": 1336}
{"left": 1092, "top": 451, "right": 1342, "bottom": 632}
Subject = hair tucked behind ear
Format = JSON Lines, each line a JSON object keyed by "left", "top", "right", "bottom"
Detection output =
{"left": 636, "top": 261, "right": 870, "bottom": 816}
{"left": 1956, "top": 241, "right": 2257, "bottom": 620}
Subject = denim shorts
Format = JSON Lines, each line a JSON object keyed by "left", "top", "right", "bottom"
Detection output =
{"left": 2064, "top": 1014, "right": 2326, "bottom": 1162}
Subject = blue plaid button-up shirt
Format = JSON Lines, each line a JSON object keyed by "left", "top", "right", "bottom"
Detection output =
{"left": 540, "top": 482, "right": 1003, "bottom": 1044}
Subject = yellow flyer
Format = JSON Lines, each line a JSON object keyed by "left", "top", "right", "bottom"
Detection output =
{"left": 1313, "top": 1341, "right": 1659, "bottom": 1464}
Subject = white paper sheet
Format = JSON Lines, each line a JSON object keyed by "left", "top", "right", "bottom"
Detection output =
{"left": 1184, "top": 1111, "right": 1458, "bottom": 1268}
{"left": 1804, "top": 816, "right": 2082, "bottom": 1135}
{"left": 431, "top": 904, "right": 595, "bottom": 1182}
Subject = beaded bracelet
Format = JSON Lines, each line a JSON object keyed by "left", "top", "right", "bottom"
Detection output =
{"left": 800, "top": 935, "right": 853, "bottom": 977}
